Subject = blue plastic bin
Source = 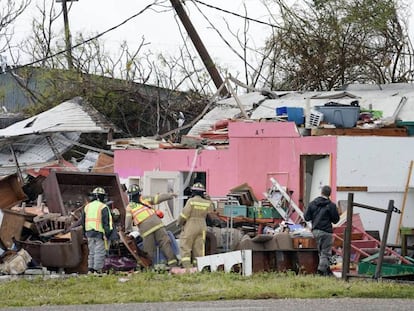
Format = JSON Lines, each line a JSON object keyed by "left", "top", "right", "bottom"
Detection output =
{"left": 314, "top": 105, "right": 360, "bottom": 128}
{"left": 276, "top": 106, "right": 287, "bottom": 116}
{"left": 287, "top": 107, "right": 304, "bottom": 125}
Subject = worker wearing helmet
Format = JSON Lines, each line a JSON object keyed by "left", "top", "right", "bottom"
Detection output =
{"left": 178, "top": 182, "right": 214, "bottom": 269}
{"left": 125, "top": 184, "right": 179, "bottom": 268}
{"left": 81, "top": 187, "right": 113, "bottom": 274}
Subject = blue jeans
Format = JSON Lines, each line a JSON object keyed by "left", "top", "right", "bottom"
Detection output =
{"left": 312, "top": 229, "right": 333, "bottom": 273}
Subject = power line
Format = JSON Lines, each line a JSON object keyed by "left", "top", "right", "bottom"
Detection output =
{"left": 190, "top": 0, "right": 271, "bottom": 83}
{"left": 4, "top": 2, "right": 157, "bottom": 73}
{"left": 192, "top": 0, "right": 280, "bottom": 29}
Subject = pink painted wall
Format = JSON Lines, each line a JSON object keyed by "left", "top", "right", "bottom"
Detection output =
{"left": 114, "top": 121, "right": 337, "bottom": 203}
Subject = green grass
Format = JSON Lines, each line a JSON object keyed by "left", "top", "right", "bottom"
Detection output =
{"left": 1, "top": 271, "right": 413, "bottom": 307}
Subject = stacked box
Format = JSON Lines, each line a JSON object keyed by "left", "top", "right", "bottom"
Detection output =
{"left": 287, "top": 107, "right": 305, "bottom": 125}
{"left": 223, "top": 205, "right": 247, "bottom": 217}
{"left": 247, "top": 206, "right": 282, "bottom": 219}
{"left": 396, "top": 121, "right": 414, "bottom": 136}
{"left": 358, "top": 261, "right": 414, "bottom": 276}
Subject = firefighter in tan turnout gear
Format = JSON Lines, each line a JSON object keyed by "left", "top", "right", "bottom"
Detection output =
{"left": 125, "top": 184, "right": 179, "bottom": 267}
{"left": 178, "top": 182, "right": 214, "bottom": 268}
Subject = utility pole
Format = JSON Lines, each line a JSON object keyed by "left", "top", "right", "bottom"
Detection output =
{"left": 57, "top": 0, "right": 76, "bottom": 69}
{"left": 169, "top": 0, "right": 229, "bottom": 97}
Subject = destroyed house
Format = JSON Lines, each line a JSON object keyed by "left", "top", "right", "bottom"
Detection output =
{"left": 112, "top": 83, "right": 414, "bottom": 246}
{"left": 2, "top": 83, "right": 414, "bottom": 278}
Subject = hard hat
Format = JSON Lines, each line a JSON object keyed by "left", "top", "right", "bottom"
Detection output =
{"left": 92, "top": 187, "right": 106, "bottom": 195}
{"left": 127, "top": 184, "right": 141, "bottom": 195}
{"left": 191, "top": 182, "right": 205, "bottom": 192}
{"left": 155, "top": 210, "right": 164, "bottom": 219}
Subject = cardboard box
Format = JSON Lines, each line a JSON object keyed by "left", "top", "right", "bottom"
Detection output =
{"left": 292, "top": 237, "right": 317, "bottom": 249}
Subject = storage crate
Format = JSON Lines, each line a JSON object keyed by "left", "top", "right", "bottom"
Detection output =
{"left": 396, "top": 121, "right": 414, "bottom": 136}
{"left": 223, "top": 205, "right": 247, "bottom": 217}
{"left": 358, "top": 261, "right": 414, "bottom": 276}
{"left": 287, "top": 107, "right": 304, "bottom": 125}
{"left": 400, "top": 227, "right": 414, "bottom": 235}
{"left": 247, "top": 206, "right": 281, "bottom": 219}
{"left": 314, "top": 105, "right": 360, "bottom": 128}
{"left": 275, "top": 106, "right": 287, "bottom": 116}
{"left": 307, "top": 109, "right": 324, "bottom": 127}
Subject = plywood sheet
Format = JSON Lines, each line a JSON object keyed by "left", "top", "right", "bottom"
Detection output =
{"left": 0, "top": 174, "right": 27, "bottom": 210}
{"left": 0, "top": 209, "right": 25, "bottom": 248}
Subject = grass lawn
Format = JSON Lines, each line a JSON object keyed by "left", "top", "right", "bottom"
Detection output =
{"left": 1, "top": 271, "right": 414, "bottom": 308}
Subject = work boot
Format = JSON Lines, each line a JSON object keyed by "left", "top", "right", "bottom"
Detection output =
{"left": 317, "top": 268, "right": 334, "bottom": 277}
{"left": 325, "top": 267, "right": 334, "bottom": 276}
{"left": 167, "top": 258, "right": 179, "bottom": 268}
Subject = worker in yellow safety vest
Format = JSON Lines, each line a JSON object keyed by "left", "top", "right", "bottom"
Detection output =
{"left": 125, "top": 184, "right": 179, "bottom": 268}
{"left": 81, "top": 187, "right": 113, "bottom": 274}
{"left": 178, "top": 182, "right": 214, "bottom": 268}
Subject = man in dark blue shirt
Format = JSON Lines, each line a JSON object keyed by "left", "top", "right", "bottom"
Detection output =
{"left": 304, "top": 185, "right": 340, "bottom": 276}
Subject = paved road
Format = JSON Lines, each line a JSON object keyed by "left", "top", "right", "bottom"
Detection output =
{"left": 2, "top": 299, "right": 414, "bottom": 311}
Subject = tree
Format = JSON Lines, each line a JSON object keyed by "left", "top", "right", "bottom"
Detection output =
{"left": 0, "top": 0, "right": 31, "bottom": 65}
{"left": 7, "top": 0, "right": 208, "bottom": 146}
{"left": 260, "top": 0, "right": 414, "bottom": 91}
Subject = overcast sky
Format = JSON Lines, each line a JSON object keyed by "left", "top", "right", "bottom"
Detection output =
{"left": 11, "top": 0, "right": 414, "bottom": 76}
{"left": 12, "top": 0, "right": 272, "bottom": 74}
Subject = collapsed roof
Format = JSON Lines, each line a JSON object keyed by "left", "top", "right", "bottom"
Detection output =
{"left": 0, "top": 97, "right": 118, "bottom": 176}
{"left": 189, "top": 83, "right": 414, "bottom": 137}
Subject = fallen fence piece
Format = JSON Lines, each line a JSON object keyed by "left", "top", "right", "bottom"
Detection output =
{"left": 196, "top": 249, "right": 252, "bottom": 276}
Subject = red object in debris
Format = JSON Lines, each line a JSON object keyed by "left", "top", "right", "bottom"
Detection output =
{"left": 26, "top": 160, "right": 78, "bottom": 178}
{"left": 212, "top": 119, "right": 229, "bottom": 130}
{"left": 155, "top": 210, "right": 164, "bottom": 219}
{"left": 170, "top": 267, "right": 198, "bottom": 274}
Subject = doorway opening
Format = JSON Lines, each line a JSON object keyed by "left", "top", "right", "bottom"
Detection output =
{"left": 300, "top": 154, "right": 331, "bottom": 209}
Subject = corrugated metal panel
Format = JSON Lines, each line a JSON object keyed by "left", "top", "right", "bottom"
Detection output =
{"left": 0, "top": 97, "right": 117, "bottom": 141}
{"left": 0, "top": 132, "right": 80, "bottom": 176}
{"left": 0, "top": 113, "right": 25, "bottom": 129}
{"left": 187, "top": 92, "right": 266, "bottom": 136}
{"left": 0, "top": 72, "right": 32, "bottom": 112}
{"left": 0, "top": 96, "right": 118, "bottom": 176}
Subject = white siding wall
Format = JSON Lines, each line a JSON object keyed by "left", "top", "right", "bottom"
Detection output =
{"left": 337, "top": 136, "right": 414, "bottom": 243}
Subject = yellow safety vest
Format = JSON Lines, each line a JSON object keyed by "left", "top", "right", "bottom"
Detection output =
{"left": 85, "top": 200, "right": 113, "bottom": 233}
{"left": 129, "top": 202, "right": 155, "bottom": 225}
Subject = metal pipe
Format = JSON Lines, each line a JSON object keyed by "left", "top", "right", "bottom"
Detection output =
{"left": 353, "top": 202, "right": 389, "bottom": 213}
{"left": 341, "top": 192, "right": 353, "bottom": 281}
{"left": 374, "top": 200, "right": 395, "bottom": 280}
{"left": 9, "top": 144, "right": 24, "bottom": 184}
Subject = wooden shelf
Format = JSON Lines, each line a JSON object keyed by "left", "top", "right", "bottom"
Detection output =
{"left": 311, "top": 127, "right": 408, "bottom": 136}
